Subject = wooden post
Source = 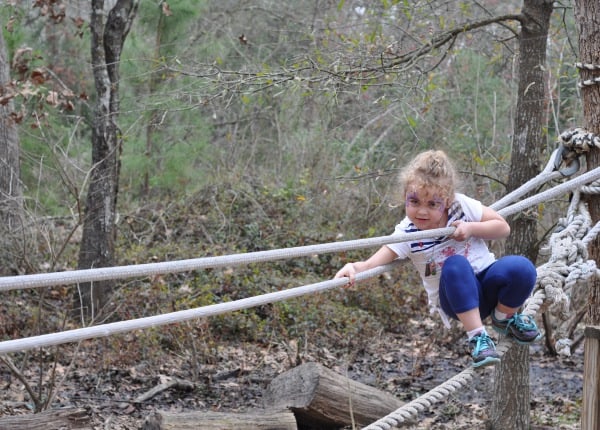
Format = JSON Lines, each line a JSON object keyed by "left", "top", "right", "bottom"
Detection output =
{"left": 573, "top": 1, "right": 600, "bottom": 429}
{"left": 583, "top": 326, "right": 600, "bottom": 429}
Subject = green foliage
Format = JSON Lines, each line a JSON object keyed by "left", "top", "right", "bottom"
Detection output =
{"left": 119, "top": 107, "right": 213, "bottom": 197}
{"left": 425, "top": 50, "right": 514, "bottom": 155}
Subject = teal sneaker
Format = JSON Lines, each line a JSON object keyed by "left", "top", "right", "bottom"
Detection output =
{"left": 492, "top": 312, "right": 541, "bottom": 344}
{"left": 469, "top": 332, "right": 501, "bottom": 368}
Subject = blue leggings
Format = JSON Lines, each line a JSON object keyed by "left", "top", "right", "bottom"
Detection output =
{"left": 439, "top": 255, "right": 537, "bottom": 321}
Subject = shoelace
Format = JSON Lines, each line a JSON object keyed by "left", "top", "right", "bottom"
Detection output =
{"left": 471, "top": 333, "right": 495, "bottom": 355}
{"left": 506, "top": 313, "right": 537, "bottom": 332}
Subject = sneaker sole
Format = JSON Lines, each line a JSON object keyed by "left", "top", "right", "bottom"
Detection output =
{"left": 472, "top": 356, "right": 501, "bottom": 368}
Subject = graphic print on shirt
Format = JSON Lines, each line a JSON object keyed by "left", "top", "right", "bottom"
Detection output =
{"left": 409, "top": 200, "right": 467, "bottom": 278}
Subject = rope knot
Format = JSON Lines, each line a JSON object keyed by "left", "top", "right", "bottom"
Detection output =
{"left": 560, "top": 127, "right": 600, "bottom": 157}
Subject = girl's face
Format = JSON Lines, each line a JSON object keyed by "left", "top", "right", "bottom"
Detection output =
{"left": 405, "top": 188, "right": 448, "bottom": 230}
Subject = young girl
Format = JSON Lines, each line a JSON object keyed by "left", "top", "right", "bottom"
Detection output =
{"left": 335, "top": 150, "right": 540, "bottom": 368}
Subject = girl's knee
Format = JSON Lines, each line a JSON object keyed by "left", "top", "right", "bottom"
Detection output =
{"left": 507, "top": 255, "right": 537, "bottom": 287}
{"left": 442, "top": 255, "right": 472, "bottom": 277}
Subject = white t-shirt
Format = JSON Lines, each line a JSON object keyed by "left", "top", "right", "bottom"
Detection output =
{"left": 386, "top": 193, "right": 496, "bottom": 326}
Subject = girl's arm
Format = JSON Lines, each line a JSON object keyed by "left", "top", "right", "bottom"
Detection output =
{"left": 334, "top": 245, "right": 398, "bottom": 287}
{"left": 451, "top": 205, "right": 510, "bottom": 241}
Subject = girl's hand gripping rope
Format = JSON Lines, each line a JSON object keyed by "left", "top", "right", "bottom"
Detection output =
{"left": 335, "top": 263, "right": 358, "bottom": 288}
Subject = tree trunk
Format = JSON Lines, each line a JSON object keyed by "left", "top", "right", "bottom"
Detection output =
{"left": 491, "top": 1, "right": 553, "bottom": 429}
{"left": 76, "top": 0, "right": 139, "bottom": 323}
{"left": 490, "top": 344, "right": 531, "bottom": 428}
{"left": 0, "top": 22, "right": 24, "bottom": 276}
{"left": 573, "top": 2, "right": 600, "bottom": 428}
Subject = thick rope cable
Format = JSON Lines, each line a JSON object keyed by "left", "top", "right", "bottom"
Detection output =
{"left": 496, "top": 165, "right": 600, "bottom": 218}
{"left": 0, "top": 263, "right": 400, "bottom": 355}
{"left": 490, "top": 146, "right": 578, "bottom": 212}
{"left": 1, "top": 166, "right": 599, "bottom": 293}
{"left": 0, "top": 228, "right": 453, "bottom": 293}
{"left": 0, "top": 151, "right": 599, "bottom": 359}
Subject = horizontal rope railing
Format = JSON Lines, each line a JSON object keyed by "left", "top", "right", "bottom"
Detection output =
{"left": 0, "top": 263, "right": 399, "bottom": 355}
{"left": 0, "top": 228, "right": 452, "bottom": 292}
{"left": 496, "top": 165, "right": 600, "bottom": 218}
{"left": 1, "top": 165, "right": 599, "bottom": 293}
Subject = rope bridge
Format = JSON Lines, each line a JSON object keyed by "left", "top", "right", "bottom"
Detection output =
{"left": 1, "top": 131, "right": 600, "bottom": 428}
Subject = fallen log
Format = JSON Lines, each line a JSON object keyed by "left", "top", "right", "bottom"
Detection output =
{"left": 0, "top": 407, "right": 91, "bottom": 429}
{"left": 142, "top": 409, "right": 297, "bottom": 430}
{"left": 263, "top": 362, "right": 405, "bottom": 428}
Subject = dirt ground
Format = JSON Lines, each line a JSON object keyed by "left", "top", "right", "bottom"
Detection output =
{"left": 0, "top": 317, "right": 584, "bottom": 430}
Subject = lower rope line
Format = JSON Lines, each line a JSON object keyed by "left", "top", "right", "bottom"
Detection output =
{"left": 364, "top": 369, "right": 475, "bottom": 429}
{"left": 0, "top": 263, "right": 399, "bottom": 355}
{"left": 363, "top": 293, "right": 548, "bottom": 430}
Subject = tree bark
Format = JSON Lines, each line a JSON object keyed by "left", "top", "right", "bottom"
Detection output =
{"left": 76, "top": 0, "right": 139, "bottom": 322}
{"left": 0, "top": 21, "right": 24, "bottom": 275}
{"left": 491, "top": 1, "right": 553, "bottom": 429}
{"left": 573, "top": 2, "right": 600, "bottom": 428}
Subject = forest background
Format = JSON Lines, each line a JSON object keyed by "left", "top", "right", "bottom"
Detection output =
{"left": 0, "top": 0, "right": 591, "bottom": 428}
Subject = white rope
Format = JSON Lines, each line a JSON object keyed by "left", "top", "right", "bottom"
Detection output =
{"left": 364, "top": 368, "right": 476, "bottom": 429}
{"left": 364, "top": 285, "right": 552, "bottom": 430}
{"left": 2, "top": 166, "right": 599, "bottom": 294}
{"left": 496, "top": 166, "right": 600, "bottom": 218}
{"left": 0, "top": 150, "right": 599, "bottom": 358}
{"left": 0, "top": 228, "right": 454, "bottom": 292}
{"left": 490, "top": 146, "right": 573, "bottom": 211}
{"left": 0, "top": 263, "right": 399, "bottom": 355}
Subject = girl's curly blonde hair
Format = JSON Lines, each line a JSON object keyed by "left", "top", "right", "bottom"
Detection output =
{"left": 398, "top": 150, "right": 458, "bottom": 202}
